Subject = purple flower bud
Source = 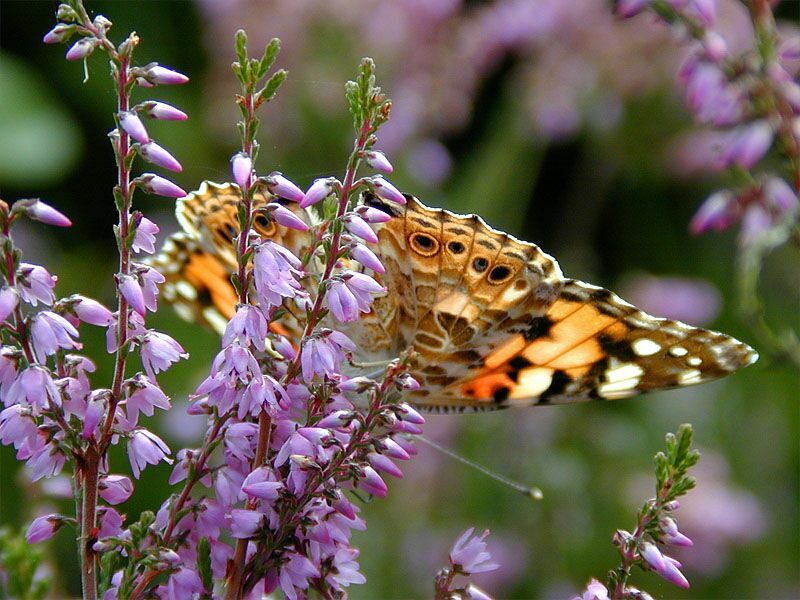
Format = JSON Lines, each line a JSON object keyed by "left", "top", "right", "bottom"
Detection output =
{"left": 380, "top": 437, "right": 411, "bottom": 460}
{"left": 642, "top": 543, "right": 689, "bottom": 588}
{"left": 575, "top": 579, "right": 609, "bottom": 600}
{"left": 118, "top": 274, "right": 146, "bottom": 316}
{"left": 241, "top": 467, "right": 283, "bottom": 501}
{"left": 26, "top": 514, "right": 63, "bottom": 543}
{"left": 145, "top": 65, "right": 189, "bottom": 85}
{"left": 740, "top": 205, "right": 772, "bottom": 245}
{"left": 43, "top": 24, "right": 74, "bottom": 44}
{"left": 141, "top": 101, "right": 188, "bottom": 121}
{"left": 344, "top": 214, "right": 378, "bottom": 244}
{"left": 267, "top": 204, "right": 310, "bottom": 231}
{"left": 703, "top": 31, "right": 727, "bottom": 62}
{"left": 397, "top": 402, "right": 425, "bottom": 424}
{"left": 356, "top": 205, "right": 393, "bottom": 223}
{"left": 397, "top": 373, "right": 421, "bottom": 390}
{"left": 0, "top": 287, "right": 19, "bottom": 323}
{"left": 139, "top": 173, "right": 187, "bottom": 198}
{"left": 358, "top": 465, "right": 388, "bottom": 497}
{"left": 368, "top": 452, "right": 403, "bottom": 478}
{"left": 317, "top": 409, "right": 355, "bottom": 428}
{"left": 763, "top": 177, "right": 799, "bottom": 214}
{"left": 119, "top": 111, "right": 150, "bottom": 144}
{"left": 660, "top": 517, "right": 693, "bottom": 547}
{"left": 265, "top": 172, "right": 305, "bottom": 203}
{"left": 301, "top": 177, "right": 336, "bottom": 208}
{"left": 65, "top": 37, "right": 96, "bottom": 61}
{"left": 231, "top": 153, "right": 253, "bottom": 190}
{"left": 230, "top": 509, "right": 264, "bottom": 538}
{"left": 718, "top": 121, "right": 774, "bottom": 169}
{"left": 640, "top": 542, "right": 666, "bottom": 572}
{"left": 689, "top": 190, "right": 736, "bottom": 235}
{"left": 616, "top": 0, "right": 650, "bottom": 18}
{"left": 689, "top": 0, "right": 716, "bottom": 27}
{"left": 82, "top": 391, "right": 106, "bottom": 440}
{"left": 139, "top": 142, "right": 182, "bottom": 172}
{"left": 98, "top": 474, "right": 134, "bottom": 505}
{"left": 25, "top": 199, "right": 72, "bottom": 227}
{"left": 365, "top": 150, "right": 393, "bottom": 173}
{"left": 370, "top": 176, "right": 406, "bottom": 205}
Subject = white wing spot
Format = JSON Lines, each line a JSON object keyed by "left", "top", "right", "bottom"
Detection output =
{"left": 173, "top": 303, "right": 195, "bottom": 322}
{"left": 669, "top": 346, "right": 688, "bottom": 357}
{"left": 632, "top": 338, "right": 661, "bottom": 356}
{"left": 687, "top": 356, "right": 702, "bottom": 367}
{"left": 598, "top": 380, "right": 639, "bottom": 399}
{"left": 203, "top": 307, "right": 228, "bottom": 334}
{"left": 175, "top": 280, "right": 198, "bottom": 300}
{"left": 605, "top": 362, "right": 645, "bottom": 383}
{"left": 679, "top": 369, "right": 702, "bottom": 385}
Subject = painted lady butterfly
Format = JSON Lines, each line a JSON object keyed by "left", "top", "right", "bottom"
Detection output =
{"left": 151, "top": 181, "right": 757, "bottom": 412}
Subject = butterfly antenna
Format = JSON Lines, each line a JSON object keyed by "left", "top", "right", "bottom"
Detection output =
{"left": 413, "top": 434, "right": 543, "bottom": 501}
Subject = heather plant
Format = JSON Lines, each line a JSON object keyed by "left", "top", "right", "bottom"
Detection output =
{"left": 0, "top": 0, "right": 793, "bottom": 599}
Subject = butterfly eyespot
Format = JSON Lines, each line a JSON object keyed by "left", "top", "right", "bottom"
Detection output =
{"left": 447, "top": 240, "right": 466, "bottom": 255}
{"left": 472, "top": 257, "right": 489, "bottom": 273}
{"left": 409, "top": 232, "right": 440, "bottom": 256}
{"left": 488, "top": 265, "right": 513, "bottom": 284}
{"left": 253, "top": 214, "right": 277, "bottom": 237}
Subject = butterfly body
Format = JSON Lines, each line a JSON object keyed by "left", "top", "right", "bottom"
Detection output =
{"left": 152, "top": 182, "right": 757, "bottom": 412}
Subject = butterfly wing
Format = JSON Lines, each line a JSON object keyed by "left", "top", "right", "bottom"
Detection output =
{"left": 363, "top": 194, "right": 757, "bottom": 412}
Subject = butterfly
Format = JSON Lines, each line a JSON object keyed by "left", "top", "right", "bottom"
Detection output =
{"left": 151, "top": 181, "right": 758, "bottom": 412}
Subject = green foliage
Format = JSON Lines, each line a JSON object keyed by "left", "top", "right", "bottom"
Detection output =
{"left": 0, "top": 527, "right": 50, "bottom": 600}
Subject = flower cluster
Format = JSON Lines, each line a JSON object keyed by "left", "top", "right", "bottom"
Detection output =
{"left": 620, "top": 0, "right": 800, "bottom": 247}
{"left": 575, "top": 424, "right": 699, "bottom": 599}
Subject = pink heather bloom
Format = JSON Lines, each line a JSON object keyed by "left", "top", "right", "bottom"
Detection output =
{"left": 229, "top": 509, "right": 263, "bottom": 538}
{"left": 300, "top": 330, "right": 356, "bottom": 382}
{"left": 660, "top": 517, "right": 694, "bottom": 547}
{"left": 127, "top": 428, "right": 171, "bottom": 478}
{"left": 29, "top": 311, "right": 81, "bottom": 363}
{"left": 231, "top": 152, "right": 253, "bottom": 190}
{"left": 0, "top": 287, "right": 19, "bottom": 323}
{"left": 689, "top": 190, "right": 736, "bottom": 235}
{"left": 141, "top": 101, "right": 188, "bottom": 120}
{"left": 682, "top": 61, "right": 743, "bottom": 126}
{"left": 145, "top": 65, "right": 189, "bottom": 85}
{"left": 17, "top": 263, "right": 56, "bottom": 306}
{"left": 279, "top": 552, "right": 320, "bottom": 600}
{"left": 97, "top": 506, "right": 124, "bottom": 539}
{"left": 688, "top": 0, "right": 716, "bottom": 26}
{"left": 365, "top": 150, "right": 393, "bottom": 173}
{"left": 370, "top": 176, "right": 406, "bottom": 204}
{"left": 326, "top": 280, "right": 359, "bottom": 322}
{"left": 25, "top": 514, "right": 62, "bottom": 543}
{"left": 65, "top": 37, "right": 96, "bottom": 61}
{"left": 241, "top": 467, "right": 283, "bottom": 501}
{"left": 82, "top": 391, "right": 105, "bottom": 440}
{"left": 132, "top": 216, "right": 160, "bottom": 254}
{"left": 98, "top": 474, "right": 134, "bottom": 505}
{"left": 450, "top": 528, "right": 499, "bottom": 575}
{"left": 343, "top": 214, "right": 378, "bottom": 243}
{"left": 717, "top": 121, "right": 774, "bottom": 169}
{"left": 267, "top": 203, "right": 310, "bottom": 231}
{"left": 763, "top": 176, "right": 799, "bottom": 215}
{"left": 739, "top": 204, "right": 772, "bottom": 246}
{"left": 42, "top": 24, "right": 74, "bottom": 44}
{"left": 358, "top": 465, "right": 388, "bottom": 497}
{"left": 139, "top": 173, "right": 187, "bottom": 198}
{"left": 343, "top": 272, "right": 385, "bottom": 310}
{"left": 252, "top": 241, "right": 304, "bottom": 310}
{"left": 356, "top": 205, "right": 392, "bottom": 223}
{"left": 118, "top": 274, "right": 146, "bottom": 316}
{"left": 72, "top": 295, "right": 114, "bottom": 326}
{"left": 572, "top": 578, "right": 609, "bottom": 600}
{"left": 640, "top": 542, "right": 690, "bottom": 588}
{"left": 324, "top": 547, "right": 366, "bottom": 589}
{"left": 125, "top": 373, "right": 171, "bottom": 423}
{"left": 119, "top": 111, "right": 150, "bottom": 144}
{"left": 160, "top": 568, "right": 203, "bottom": 599}
{"left": 25, "top": 199, "right": 72, "bottom": 227}
{"left": 616, "top": 0, "right": 650, "bottom": 18}
{"left": 7, "top": 366, "right": 59, "bottom": 413}
{"left": 265, "top": 172, "right": 305, "bottom": 203}
{"left": 300, "top": 177, "right": 336, "bottom": 208}
{"left": 350, "top": 243, "right": 385, "bottom": 273}
{"left": 223, "top": 305, "right": 269, "bottom": 352}
{"left": 368, "top": 452, "right": 403, "bottom": 478}
{"left": 0, "top": 405, "right": 36, "bottom": 451}
{"left": 139, "top": 142, "right": 182, "bottom": 172}
{"left": 136, "top": 264, "right": 166, "bottom": 312}
{"left": 140, "top": 331, "right": 187, "bottom": 381}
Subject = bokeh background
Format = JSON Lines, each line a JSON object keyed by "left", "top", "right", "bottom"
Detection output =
{"left": 1, "top": 1, "right": 798, "bottom": 598}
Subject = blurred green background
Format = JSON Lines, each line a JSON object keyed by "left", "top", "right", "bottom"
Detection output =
{"left": 1, "top": 1, "right": 798, "bottom": 598}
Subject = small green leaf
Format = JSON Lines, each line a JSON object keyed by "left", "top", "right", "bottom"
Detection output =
{"left": 197, "top": 537, "right": 213, "bottom": 594}
{"left": 257, "top": 69, "right": 288, "bottom": 103}
{"left": 259, "top": 38, "right": 281, "bottom": 77}
{"left": 235, "top": 29, "right": 248, "bottom": 65}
